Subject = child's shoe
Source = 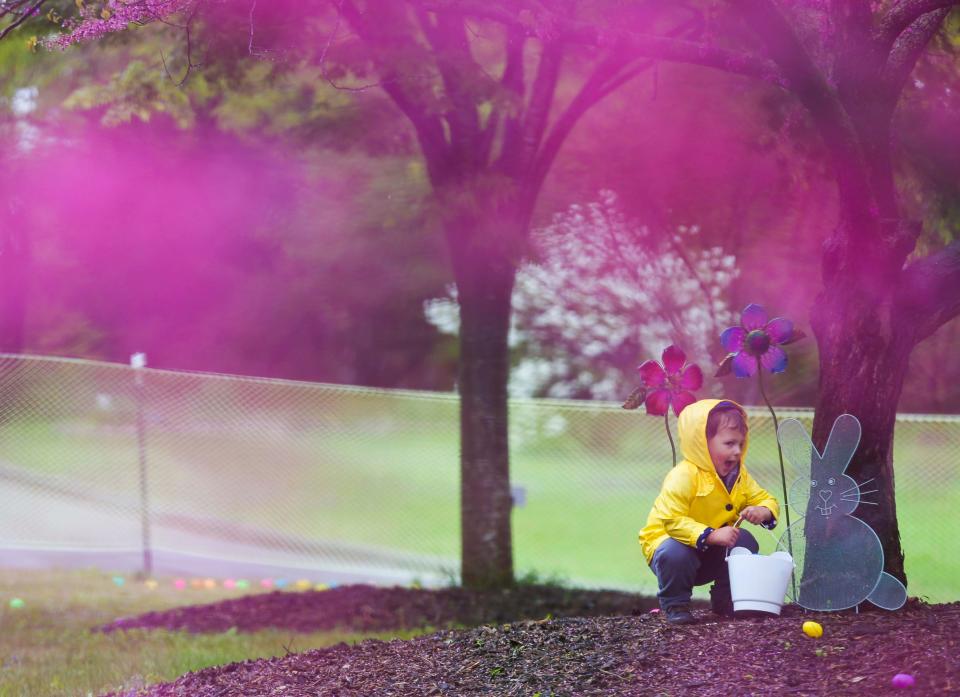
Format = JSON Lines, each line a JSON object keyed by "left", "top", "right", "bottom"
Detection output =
{"left": 664, "top": 604, "right": 696, "bottom": 625}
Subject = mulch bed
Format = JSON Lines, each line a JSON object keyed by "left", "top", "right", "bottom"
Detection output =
{"left": 101, "top": 584, "right": 658, "bottom": 634}
{"left": 103, "top": 586, "right": 959, "bottom": 696}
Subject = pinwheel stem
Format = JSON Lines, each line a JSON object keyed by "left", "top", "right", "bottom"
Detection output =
{"left": 757, "top": 360, "right": 797, "bottom": 599}
{"left": 664, "top": 410, "right": 677, "bottom": 467}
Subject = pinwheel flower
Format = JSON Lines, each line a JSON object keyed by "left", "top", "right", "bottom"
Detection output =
{"left": 717, "top": 304, "right": 804, "bottom": 378}
{"left": 628, "top": 345, "right": 703, "bottom": 416}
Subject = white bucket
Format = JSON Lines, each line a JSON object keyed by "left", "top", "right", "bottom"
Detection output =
{"left": 726, "top": 547, "right": 794, "bottom": 615}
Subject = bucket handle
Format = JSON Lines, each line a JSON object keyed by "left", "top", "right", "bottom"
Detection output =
{"left": 724, "top": 516, "right": 782, "bottom": 558}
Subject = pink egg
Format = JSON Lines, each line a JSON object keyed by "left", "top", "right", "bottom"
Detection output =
{"left": 260, "top": 578, "right": 274, "bottom": 589}
{"left": 173, "top": 578, "right": 187, "bottom": 589}
{"left": 891, "top": 673, "right": 915, "bottom": 689}
{"left": 223, "top": 579, "right": 236, "bottom": 589}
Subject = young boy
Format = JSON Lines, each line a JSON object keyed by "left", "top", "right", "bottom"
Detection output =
{"left": 639, "top": 399, "right": 779, "bottom": 624}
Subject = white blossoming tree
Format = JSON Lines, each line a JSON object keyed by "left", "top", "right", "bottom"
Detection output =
{"left": 426, "top": 191, "right": 737, "bottom": 400}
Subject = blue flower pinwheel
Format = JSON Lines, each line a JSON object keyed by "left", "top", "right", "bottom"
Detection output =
{"left": 716, "top": 303, "right": 806, "bottom": 575}
{"left": 717, "top": 304, "right": 804, "bottom": 378}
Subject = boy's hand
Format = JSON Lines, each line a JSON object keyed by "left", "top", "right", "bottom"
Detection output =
{"left": 740, "top": 506, "right": 773, "bottom": 525}
{"left": 707, "top": 527, "right": 740, "bottom": 547}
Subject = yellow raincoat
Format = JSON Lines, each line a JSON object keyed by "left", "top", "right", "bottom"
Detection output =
{"left": 639, "top": 399, "right": 779, "bottom": 564}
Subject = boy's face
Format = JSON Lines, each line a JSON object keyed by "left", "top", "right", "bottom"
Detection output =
{"left": 708, "top": 424, "right": 744, "bottom": 477}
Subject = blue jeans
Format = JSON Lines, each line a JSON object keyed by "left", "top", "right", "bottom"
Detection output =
{"left": 650, "top": 530, "right": 758, "bottom": 610}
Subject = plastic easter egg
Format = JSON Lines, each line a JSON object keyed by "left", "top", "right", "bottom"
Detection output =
{"left": 173, "top": 578, "right": 187, "bottom": 590}
{"left": 236, "top": 579, "right": 250, "bottom": 589}
{"left": 891, "top": 673, "right": 915, "bottom": 689}
{"left": 144, "top": 579, "right": 159, "bottom": 590}
{"left": 9, "top": 597, "right": 24, "bottom": 609}
{"left": 314, "top": 583, "right": 329, "bottom": 591}
{"left": 802, "top": 621, "right": 823, "bottom": 638}
{"left": 294, "top": 579, "right": 311, "bottom": 590}
{"left": 112, "top": 576, "right": 125, "bottom": 587}
{"left": 260, "top": 578, "right": 274, "bottom": 589}
{"left": 223, "top": 579, "right": 236, "bottom": 589}
{"left": 203, "top": 578, "right": 216, "bottom": 589}
{"left": 274, "top": 579, "right": 288, "bottom": 588}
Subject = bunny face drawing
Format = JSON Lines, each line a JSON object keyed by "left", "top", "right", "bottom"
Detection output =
{"left": 776, "top": 414, "right": 906, "bottom": 612}
{"left": 808, "top": 472, "right": 860, "bottom": 517}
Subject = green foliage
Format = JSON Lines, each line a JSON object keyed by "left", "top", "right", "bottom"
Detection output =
{"left": 64, "top": 59, "right": 194, "bottom": 127}
{"left": 514, "top": 569, "right": 569, "bottom": 588}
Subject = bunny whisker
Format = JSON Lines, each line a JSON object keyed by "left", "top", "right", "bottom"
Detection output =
{"left": 850, "top": 499, "right": 878, "bottom": 505}
{"left": 840, "top": 478, "right": 875, "bottom": 494}
{"left": 842, "top": 490, "right": 878, "bottom": 498}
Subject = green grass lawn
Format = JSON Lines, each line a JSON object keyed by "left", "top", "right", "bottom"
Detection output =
{"left": 0, "top": 570, "right": 426, "bottom": 697}
{"left": 2, "top": 400, "right": 956, "bottom": 603}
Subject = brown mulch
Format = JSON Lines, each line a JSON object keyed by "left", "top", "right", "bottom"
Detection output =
{"left": 103, "top": 587, "right": 959, "bottom": 696}
{"left": 100, "top": 584, "right": 658, "bottom": 634}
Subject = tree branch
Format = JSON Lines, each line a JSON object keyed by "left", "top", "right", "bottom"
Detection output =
{"left": 415, "top": 8, "right": 482, "bottom": 166}
{"left": 421, "top": 0, "right": 783, "bottom": 86}
{"left": 883, "top": 8, "right": 952, "bottom": 96}
{"left": 418, "top": 0, "right": 523, "bottom": 28}
{"left": 636, "top": 42, "right": 781, "bottom": 86}
{"left": 528, "top": 13, "right": 704, "bottom": 206}
{"left": 481, "top": 25, "right": 524, "bottom": 165}
{"left": 521, "top": 53, "right": 635, "bottom": 219}
{"left": 339, "top": 0, "right": 450, "bottom": 183}
{"left": 0, "top": 0, "right": 46, "bottom": 41}
{"left": 160, "top": 0, "right": 202, "bottom": 86}
{"left": 876, "top": 0, "right": 960, "bottom": 52}
{"left": 520, "top": 40, "right": 562, "bottom": 166}
{"left": 896, "top": 240, "right": 960, "bottom": 343}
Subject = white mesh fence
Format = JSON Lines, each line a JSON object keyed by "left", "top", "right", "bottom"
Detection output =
{"left": 0, "top": 354, "right": 956, "bottom": 601}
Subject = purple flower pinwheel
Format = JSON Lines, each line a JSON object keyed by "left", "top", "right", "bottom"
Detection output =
{"left": 635, "top": 345, "right": 703, "bottom": 416}
{"left": 717, "top": 304, "right": 804, "bottom": 378}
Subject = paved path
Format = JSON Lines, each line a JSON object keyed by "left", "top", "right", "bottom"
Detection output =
{"left": 0, "top": 463, "right": 453, "bottom": 586}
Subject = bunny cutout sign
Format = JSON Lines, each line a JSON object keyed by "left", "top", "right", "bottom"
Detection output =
{"left": 776, "top": 414, "right": 907, "bottom": 611}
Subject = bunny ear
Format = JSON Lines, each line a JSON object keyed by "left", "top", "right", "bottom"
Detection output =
{"left": 820, "top": 414, "right": 861, "bottom": 477}
{"left": 777, "top": 418, "right": 819, "bottom": 473}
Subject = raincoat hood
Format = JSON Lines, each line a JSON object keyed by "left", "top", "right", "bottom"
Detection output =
{"left": 677, "top": 398, "right": 750, "bottom": 474}
{"left": 638, "top": 398, "right": 778, "bottom": 564}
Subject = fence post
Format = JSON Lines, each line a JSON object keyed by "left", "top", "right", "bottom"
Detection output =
{"left": 131, "top": 352, "right": 152, "bottom": 578}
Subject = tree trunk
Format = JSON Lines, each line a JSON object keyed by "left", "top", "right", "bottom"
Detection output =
{"left": 810, "top": 245, "right": 913, "bottom": 585}
{"left": 448, "top": 210, "right": 519, "bottom": 589}
{"left": 0, "top": 225, "right": 28, "bottom": 354}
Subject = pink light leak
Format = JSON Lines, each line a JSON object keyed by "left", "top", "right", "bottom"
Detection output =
{"left": 12, "top": 120, "right": 311, "bottom": 371}
{"left": 549, "top": 59, "right": 835, "bottom": 333}
{"left": 24, "top": 1, "right": 955, "bottom": 396}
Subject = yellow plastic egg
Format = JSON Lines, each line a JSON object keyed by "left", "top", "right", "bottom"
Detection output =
{"left": 802, "top": 620, "right": 823, "bottom": 638}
